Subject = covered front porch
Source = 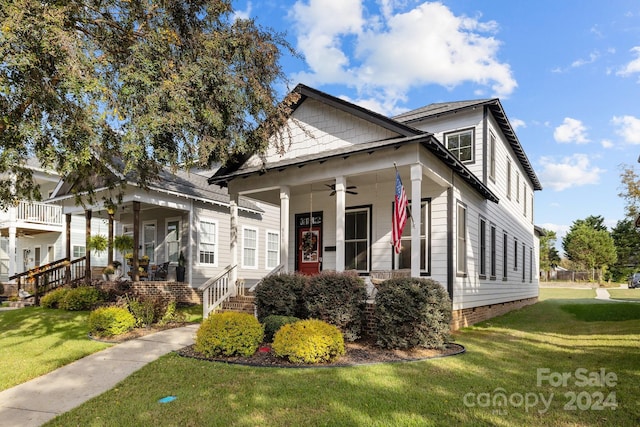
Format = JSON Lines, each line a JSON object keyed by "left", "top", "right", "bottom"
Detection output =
{"left": 216, "top": 140, "right": 456, "bottom": 290}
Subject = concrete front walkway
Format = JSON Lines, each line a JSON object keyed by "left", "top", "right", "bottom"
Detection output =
{"left": 595, "top": 287, "right": 612, "bottom": 300}
{"left": 0, "top": 324, "right": 198, "bottom": 427}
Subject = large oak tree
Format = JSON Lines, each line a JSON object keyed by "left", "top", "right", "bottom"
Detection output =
{"left": 0, "top": 0, "right": 298, "bottom": 208}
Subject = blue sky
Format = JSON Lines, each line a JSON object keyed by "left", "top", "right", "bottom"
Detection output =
{"left": 234, "top": 0, "right": 640, "bottom": 254}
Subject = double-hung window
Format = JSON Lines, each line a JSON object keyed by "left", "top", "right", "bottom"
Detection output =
{"left": 199, "top": 219, "right": 217, "bottom": 265}
{"left": 242, "top": 226, "right": 258, "bottom": 269}
{"left": 457, "top": 203, "right": 467, "bottom": 275}
{"left": 266, "top": 230, "right": 279, "bottom": 269}
{"left": 395, "top": 200, "right": 430, "bottom": 273}
{"left": 345, "top": 208, "right": 370, "bottom": 271}
{"left": 446, "top": 129, "right": 474, "bottom": 163}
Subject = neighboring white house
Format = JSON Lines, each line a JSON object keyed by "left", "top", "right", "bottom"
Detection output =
{"left": 1, "top": 158, "right": 280, "bottom": 302}
{"left": 48, "top": 163, "right": 280, "bottom": 291}
{"left": 0, "top": 159, "right": 109, "bottom": 282}
{"left": 209, "top": 84, "right": 543, "bottom": 328}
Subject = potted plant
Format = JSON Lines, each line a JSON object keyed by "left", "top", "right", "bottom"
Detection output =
{"left": 102, "top": 265, "right": 116, "bottom": 281}
{"left": 176, "top": 251, "right": 186, "bottom": 282}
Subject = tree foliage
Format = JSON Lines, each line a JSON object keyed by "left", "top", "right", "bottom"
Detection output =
{"left": 0, "top": 0, "right": 299, "bottom": 208}
{"left": 539, "top": 228, "right": 561, "bottom": 280}
{"left": 618, "top": 164, "right": 640, "bottom": 221}
{"left": 562, "top": 218, "right": 617, "bottom": 280}
{"left": 609, "top": 219, "right": 640, "bottom": 282}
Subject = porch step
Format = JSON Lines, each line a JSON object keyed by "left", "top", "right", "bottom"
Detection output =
{"left": 221, "top": 295, "right": 256, "bottom": 315}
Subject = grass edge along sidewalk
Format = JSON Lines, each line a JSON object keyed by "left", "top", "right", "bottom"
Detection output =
{"left": 44, "top": 288, "right": 640, "bottom": 427}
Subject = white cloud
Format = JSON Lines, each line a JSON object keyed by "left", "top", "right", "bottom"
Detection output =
{"left": 290, "top": 1, "right": 516, "bottom": 114}
{"left": 571, "top": 51, "right": 600, "bottom": 68}
{"left": 234, "top": 1, "right": 252, "bottom": 20}
{"left": 538, "top": 154, "right": 604, "bottom": 191}
{"left": 601, "top": 139, "right": 614, "bottom": 148}
{"left": 510, "top": 118, "right": 526, "bottom": 131}
{"left": 553, "top": 118, "right": 589, "bottom": 144}
{"left": 617, "top": 46, "right": 640, "bottom": 77}
{"left": 612, "top": 115, "right": 640, "bottom": 144}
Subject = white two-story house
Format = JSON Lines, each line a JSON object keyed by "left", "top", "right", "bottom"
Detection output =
{"left": 209, "top": 84, "right": 543, "bottom": 328}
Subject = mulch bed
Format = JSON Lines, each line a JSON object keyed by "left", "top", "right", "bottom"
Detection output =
{"left": 176, "top": 340, "right": 465, "bottom": 368}
{"left": 90, "top": 324, "right": 465, "bottom": 367}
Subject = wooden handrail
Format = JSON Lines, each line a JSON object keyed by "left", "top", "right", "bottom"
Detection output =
{"left": 9, "top": 257, "right": 87, "bottom": 305}
{"left": 202, "top": 264, "right": 237, "bottom": 319}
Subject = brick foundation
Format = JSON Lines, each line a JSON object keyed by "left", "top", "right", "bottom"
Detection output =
{"left": 216, "top": 296, "right": 538, "bottom": 334}
{"left": 110, "top": 281, "right": 203, "bottom": 305}
{"left": 450, "top": 297, "right": 538, "bottom": 330}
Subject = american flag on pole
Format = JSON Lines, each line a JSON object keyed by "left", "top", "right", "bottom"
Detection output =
{"left": 392, "top": 170, "right": 408, "bottom": 254}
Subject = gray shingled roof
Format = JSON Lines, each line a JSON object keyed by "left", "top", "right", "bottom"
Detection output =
{"left": 394, "top": 99, "right": 542, "bottom": 191}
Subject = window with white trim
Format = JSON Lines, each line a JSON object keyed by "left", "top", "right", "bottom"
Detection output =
{"left": 199, "top": 219, "right": 217, "bottom": 265}
{"left": 166, "top": 219, "right": 181, "bottom": 263}
{"left": 446, "top": 129, "right": 474, "bottom": 163}
{"left": 395, "top": 200, "right": 430, "bottom": 273}
{"left": 457, "top": 203, "right": 467, "bottom": 275}
{"left": 489, "top": 132, "right": 496, "bottom": 181}
{"left": 266, "top": 230, "right": 279, "bottom": 269}
{"left": 242, "top": 226, "right": 258, "bottom": 269}
{"left": 73, "top": 245, "right": 85, "bottom": 259}
{"left": 479, "top": 218, "right": 486, "bottom": 278}
{"left": 345, "top": 208, "right": 370, "bottom": 271}
{"left": 142, "top": 221, "right": 156, "bottom": 263}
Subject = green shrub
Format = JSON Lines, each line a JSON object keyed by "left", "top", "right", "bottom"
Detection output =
{"left": 88, "top": 306, "right": 136, "bottom": 337}
{"left": 272, "top": 319, "right": 345, "bottom": 364}
{"left": 59, "top": 286, "right": 105, "bottom": 311}
{"left": 262, "top": 314, "right": 300, "bottom": 342}
{"left": 158, "top": 300, "right": 186, "bottom": 325}
{"left": 127, "top": 295, "right": 166, "bottom": 327}
{"left": 195, "top": 312, "right": 264, "bottom": 358}
{"left": 374, "top": 278, "right": 452, "bottom": 350}
{"left": 302, "top": 271, "right": 367, "bottom": 341}
{"left": 40, "top": 287, "right": 70, "bottom": 309}
{"left": 254, "top": 273, "right": 308, "bottom": 321}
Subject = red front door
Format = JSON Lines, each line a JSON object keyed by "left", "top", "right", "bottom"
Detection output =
{"left": 298, "top": 227, "right": 321, "bottom": 275}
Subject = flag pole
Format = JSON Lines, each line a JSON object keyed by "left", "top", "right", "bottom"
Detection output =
{"left": 394, "top": 163, "right": 415, "bottom": 228}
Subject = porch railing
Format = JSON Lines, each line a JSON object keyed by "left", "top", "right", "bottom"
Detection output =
{"left": 202, "top": 264, "right": 237, "bottom": 319}
{"left": 8, "top": 256, "right": 87, "bottom": 305}
{"left": 14, "top": 201, "right": 63, "bottom": 227}
{"left": 248, "top": 263, "right": 285, "bottom": 293}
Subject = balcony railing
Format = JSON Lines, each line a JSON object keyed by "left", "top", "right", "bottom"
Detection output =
{"left": 13, "top": 201, "right": 63, "bottom": 227}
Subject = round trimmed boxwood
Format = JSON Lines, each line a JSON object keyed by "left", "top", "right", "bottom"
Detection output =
{"left": 374, "top": 277, "right": 452, "bottom": 350}
{"left": 302, "top": 271, "right": 367, "bottom": 341}
{"left": 88, "top": 306, "right": 136, "bottom": 337}
{"left": 254, "top": 273, "right": 308, "bottom": 321}
{"left": 262, "top": 314, "right": 300, "bottom": 343}
{"left": 272, "top": 319, "right": 345, "bottom": 364}
{"left": 195, "top": 312, "right": 264, "bottom": 358}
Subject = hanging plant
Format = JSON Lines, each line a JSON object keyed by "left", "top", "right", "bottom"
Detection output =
{"left": 88, "top": 235, "right": 108, "bottom": 254}
{"left": 114, "top": 235, "right": 134, "bottom": 255}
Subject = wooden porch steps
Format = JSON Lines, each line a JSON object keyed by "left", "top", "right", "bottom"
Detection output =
{"left": 221, "top": 295, "right": 256, "bottom": 315}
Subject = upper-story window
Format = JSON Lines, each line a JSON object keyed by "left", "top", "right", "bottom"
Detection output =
{"left": 489, "top": 132, "right": 496, "bottom": 181}
{"left": 445, "top": 129, "right": 474, "bottom": 163}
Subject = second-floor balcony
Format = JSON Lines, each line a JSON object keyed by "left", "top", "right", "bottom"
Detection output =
{"left": 0, "top": 200, "right": 63, "bottom": 231}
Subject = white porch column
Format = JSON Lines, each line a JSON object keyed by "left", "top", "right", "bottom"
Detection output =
{"left": 230, "top": 193, "right": 239, "bottom": 296}
{"left": 335, "top": 176, "right": 346, "bottom": 272}
{"left": 411, "top": 164, "right": 422, "bottom": 278}
{"left": 280, "top": 186, "right": 290, "bottom": 272}
{"left": 8, "top": 226, "right": 16, "bottom": 280}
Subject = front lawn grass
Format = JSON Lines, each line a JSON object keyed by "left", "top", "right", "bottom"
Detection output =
{"left": 0, "top": 307, "right": 111, "bottom": 391}
{"left": 45, "top": 289, "right": 640, "bottom": 426}
{"left": 608, "top": 288, "right": 640, "bottom": 301}
{"left": 0, "top": 304, "right": 203, "bottom": 391}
